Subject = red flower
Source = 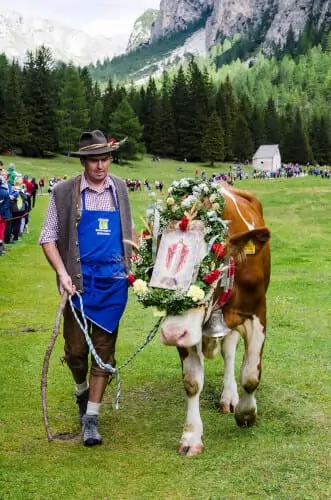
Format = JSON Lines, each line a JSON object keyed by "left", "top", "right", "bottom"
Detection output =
{"left": 127, "top": 273, "right": 136, "bottom": 285}
{"left": 141, "top": 230, "right": 149, "bottom": 239}
{"left": 130, "top": 253, "right": 139, "bottom": 262}
{"left": 211, "top": 243, "right": 226, "bottom": 259}
{"left": 203, "top": 269, "right": 221, "bottom": 285}
{"left": 179, "top": 216, "right": 190, "bottom": 231}
{"left": 108, "top": 138, "right": 117, "bottom": 145}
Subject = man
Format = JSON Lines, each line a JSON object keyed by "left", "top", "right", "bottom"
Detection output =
{"left": 40, "top": 130, "right": 134, "bottom": 447}
{"left": 22, "top": 174, "right": 34, "bottom": 211}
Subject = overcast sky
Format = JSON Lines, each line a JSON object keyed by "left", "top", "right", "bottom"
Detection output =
{"left": 1, "top": 0, "right": 160, "bottom": 36}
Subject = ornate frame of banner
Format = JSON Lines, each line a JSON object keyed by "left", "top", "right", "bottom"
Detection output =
{"left": 150, "top": 229, "right": 205, "bottom": 291}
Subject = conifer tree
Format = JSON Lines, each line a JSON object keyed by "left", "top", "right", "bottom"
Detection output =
{"left": 0, "top": 54, "right": 9, "bottom": 149}
{"left": 201, "top": 111, "right": 224, "bottom": 166}
{"left": 149, "top": 72, "right": 176, "bottom": 157}
{"left": 285, "top": 108, "right": 311, "bottom": 163}
{"left": 251, "top": 106, "right": 266, "bottom": 150}
{"left": 101, "top": 79, "right": 126, "bottom": 135}
{"left": 186, "top": 59, "right": 211, "bottom": 160}
{"left": 141, "top": 77, "right": 159, "bottom": 153}
{"left": 280, "top": 104, "right": 295, "bottom": 161}
{"left": 215, "top": 76, "right": 236, "bottom": 160}
{"left": 265, "top": 97, "right": 281, "bottom": 144}
{"left": 2, "top": 61, "right": 30, "bottom": 148}
{"left": 111, "top": 98, "right": 145, "bottom": 161}
{"left": 171, "top": 66, "right": 192, "bottom": 159}
{"left": 56, "top": 65, "right": 88, "bottom": 153}
{"left": 232, "top": 114, "right": 254, "bottom": 161}
{"left": 127, "top": 82, "right": 141, "bottom": 117}
{"left": 79, "top": 67, "right": 95, "bottom": 129}
{"left": 285, "top": 25, "right": 297, "bottom": 57}
{"left": 310, "top": 115, "right": 331, "bottom": 164}
{"left": 23, "top": 45, "right": 58, "bottom": 155}
{"left": 89, "top": 82, "right": 103, "bottom": 130}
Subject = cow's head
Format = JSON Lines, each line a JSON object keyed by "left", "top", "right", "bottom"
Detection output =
{"left": 160, "top": 227, "right": 270, "bottom": 347}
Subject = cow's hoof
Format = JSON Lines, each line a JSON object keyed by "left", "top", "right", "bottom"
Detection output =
{"left": 234, "top": 409, "right": 257, "bottom": 428}
{"left": 178, "top": 443, "right": 204, "bottom": 456}
{"left": 219, "top": 401, "right": 235, "bottom": 414}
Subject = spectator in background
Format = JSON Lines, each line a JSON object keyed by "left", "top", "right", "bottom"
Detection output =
{"left": 0, "top": 176, "right": 11, "bottom": 256}
{"left": 7, "top": 164, "right": 17, "bottom": 186}
{"left": 30, "top": 177, "right": 38, "bottom": 208}
{"left": 9, "top": 179, "right": 25, "bottom": 242}
{"left": 39, "top": 178, "right": 45, "bottom": 194}
{"left": 48, "top": 177, "right": 56, "bottom": 194}
{"left": 23, "top": 174, "right": 33, "bottom": 211}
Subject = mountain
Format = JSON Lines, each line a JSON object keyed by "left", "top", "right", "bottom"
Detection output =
{"left": 0, "top": 10, "right": 127, "bottom": 66}
{"left": 126, "top": 9, "right": 159, "bottom": 53}
{"left": 151, "top": 0, "right": 331, "bottom": 50}
{"left": 91, "top": 0, "right": 330, "bottom": 84}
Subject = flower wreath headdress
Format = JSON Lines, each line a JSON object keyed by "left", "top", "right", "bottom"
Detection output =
{"left": 129, "top": 178, "right": 232, "bottom": 316}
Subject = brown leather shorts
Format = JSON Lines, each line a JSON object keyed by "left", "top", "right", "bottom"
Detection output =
{"left": 63, "top": 303, "right": 118, "bottom": 381}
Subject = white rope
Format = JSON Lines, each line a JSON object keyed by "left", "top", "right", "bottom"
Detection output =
{"left": 68, "top": 293, "right": 162, "bottom": 409}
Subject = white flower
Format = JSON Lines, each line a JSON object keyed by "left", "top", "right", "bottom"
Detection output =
{"left": 155, "top": 200, "right": 163, "bottom": 211}
{"left": 212, "top": 202, "right": 220, "bottom": 211}
{"left": 203, "top": 186, "right": 209, "bottom": 194}
{"left": 187, "top": 285, "right": 205, "bottom": 302}
{"left": 133, "top": 279, "right": 149, "bottom": 295}
{"left": 172, "top": 181, "right": 179, "bottom": 188}
{"left": 181, "top": 194, "right": 197, "bottom": 208}
{"left": 198, "top": 183, "right": 207, "bottom": 190}
{"left": 207, "top": 210, "right": 218, "bottom": 220}
{"left": 173, "top": 287, "right": 186, "bottom": 299}
{"left": 168, "top": 187, "right": 173, "bottom": 194}
{"left": 167, "top": 197, "right": 175, "bottom": 206}
{"left": 209, "top": 194, "right": 217, "bottom": 203}
{"left": 179, "top": 179, "right": 189, "bottom": 188}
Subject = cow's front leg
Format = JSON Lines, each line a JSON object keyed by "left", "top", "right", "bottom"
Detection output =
{"left": 178, "top": 344, "right": 204, "bottom": 456}
{"left": 235, "top": 315, "right": 265, "bottom": 427}
{"left": 219, "top": 330, "right": 240, "bottom": 413}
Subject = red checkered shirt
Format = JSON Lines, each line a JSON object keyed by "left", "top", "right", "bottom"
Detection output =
{"left": 39, "top": 175, "right": 117, "bottom": 244}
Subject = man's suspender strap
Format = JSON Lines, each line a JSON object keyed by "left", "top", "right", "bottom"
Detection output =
{"left": 75, "top": 175, "right": 82, "bottom": 225}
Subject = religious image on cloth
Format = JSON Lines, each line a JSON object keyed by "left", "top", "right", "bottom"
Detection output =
{"left": 150, "top": 230, "right": 204, "bottom": 291}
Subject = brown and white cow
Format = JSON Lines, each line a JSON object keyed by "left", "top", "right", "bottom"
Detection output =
{"left": 160, "top": 183, "right": 271, "bottom": 456}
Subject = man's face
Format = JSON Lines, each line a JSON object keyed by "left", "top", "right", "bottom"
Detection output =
{"left": 82, "top": 154, "right": 111, "bottom": 185}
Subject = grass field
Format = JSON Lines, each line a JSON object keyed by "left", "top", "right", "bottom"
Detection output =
{"left": 0, "top": 156, "right": 330, "bottom": 499}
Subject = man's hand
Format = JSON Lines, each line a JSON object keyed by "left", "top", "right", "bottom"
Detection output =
{"left": 58, "top": 272, "right": 76, "bottom": 296}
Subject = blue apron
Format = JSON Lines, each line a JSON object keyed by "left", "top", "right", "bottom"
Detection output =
{"left": 72, "top": 188, "right": 128, "bottom": 334}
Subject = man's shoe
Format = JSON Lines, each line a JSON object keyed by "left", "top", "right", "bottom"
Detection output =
{"left": 203, "top": 309, "right": 231, "bottom": 339}
{"left": 75, "top": 389, "right": 89, "bottom": 425}
{"left": 82, "top": 414, "right": 102, "bottom": 446}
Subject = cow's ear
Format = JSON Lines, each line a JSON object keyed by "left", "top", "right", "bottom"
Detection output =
{"left": 227, "top": 228, "right": 271, "bottom": 257}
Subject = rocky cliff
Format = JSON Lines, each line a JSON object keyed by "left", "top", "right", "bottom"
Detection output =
{"left": 126, "top": 9, "right": 159, "bottom": 53}
{"left": 0, "top": 10, "right": 127, "bottom": 66}
{"left": 151, "top": 0, "right": 331, "bottom": 50}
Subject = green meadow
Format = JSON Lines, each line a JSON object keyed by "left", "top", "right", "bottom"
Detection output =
{"left": 0, "top": 156, "right": 330, "bottom": 499}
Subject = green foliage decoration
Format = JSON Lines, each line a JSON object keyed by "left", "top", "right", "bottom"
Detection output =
{"left": 130, "top": 178, "right": 228, "bottom": 315}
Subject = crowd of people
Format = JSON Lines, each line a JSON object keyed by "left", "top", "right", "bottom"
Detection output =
{"left": 125, "top": 178, "right": 164, "bottom": 192}
{"left": 0, "top": 161, "right": 40, "bottom": 256}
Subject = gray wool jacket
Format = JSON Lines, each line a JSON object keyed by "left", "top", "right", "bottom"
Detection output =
{"left": 52, "top": 174, "right": 133, "bottom": 292}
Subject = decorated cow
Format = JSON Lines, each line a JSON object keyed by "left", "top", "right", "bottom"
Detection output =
{"left": 129, "top": 178, "right": 271, "bottom": 456}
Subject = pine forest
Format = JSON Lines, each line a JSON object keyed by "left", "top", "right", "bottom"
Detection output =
{"left": 0, "top": 36, "right": 331, "bottom": 165}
